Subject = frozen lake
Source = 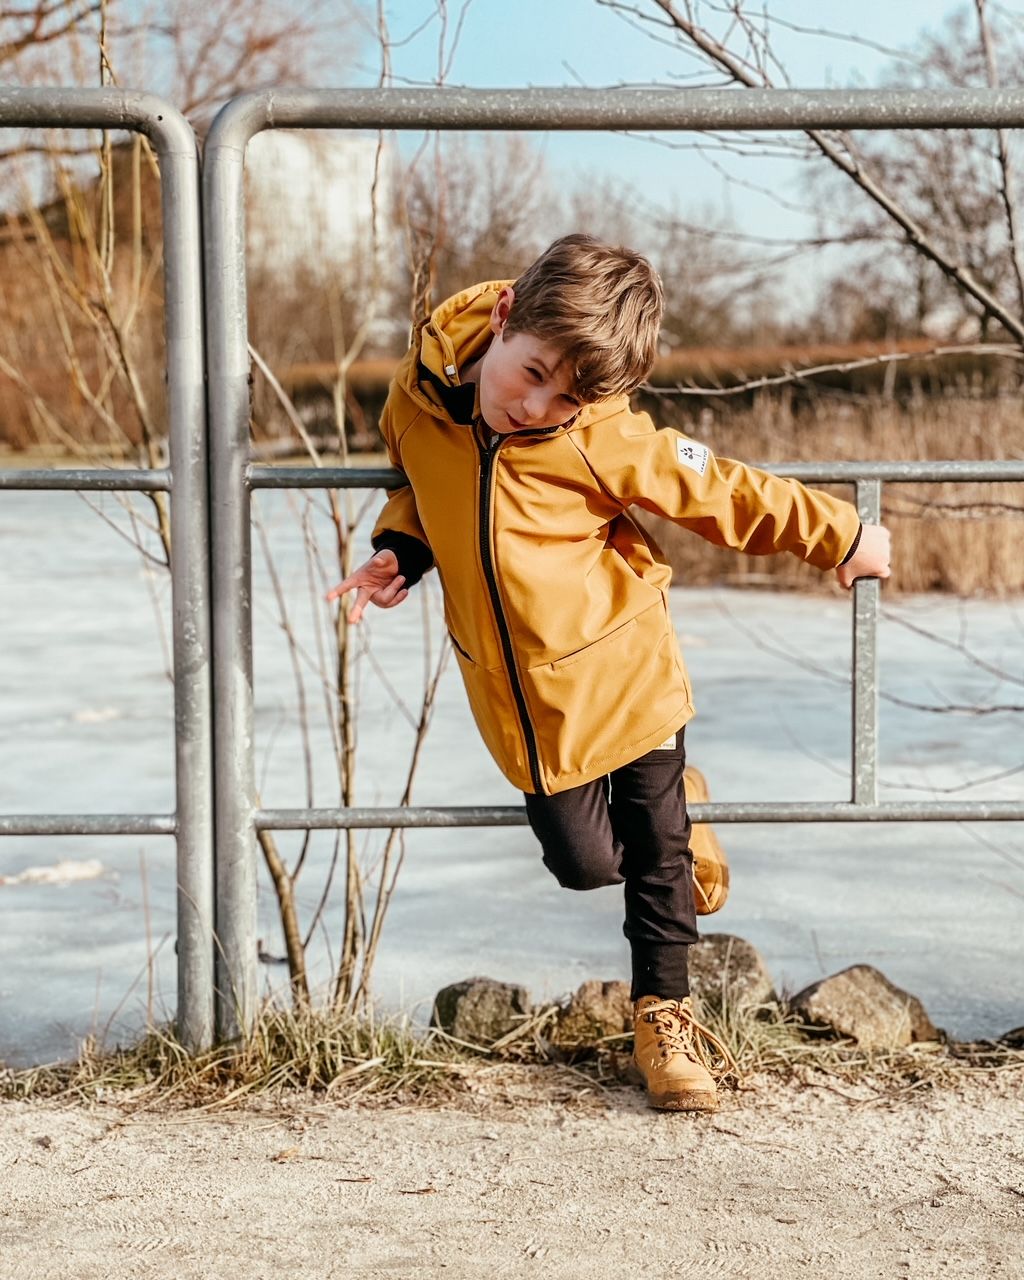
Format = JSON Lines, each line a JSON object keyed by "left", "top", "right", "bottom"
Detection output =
{"left": 1, "top": 488, "right": 1022, "bottom": 1065}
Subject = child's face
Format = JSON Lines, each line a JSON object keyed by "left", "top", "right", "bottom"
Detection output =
{"left": 474, "top": 288, "right": 583, "bottom": 433}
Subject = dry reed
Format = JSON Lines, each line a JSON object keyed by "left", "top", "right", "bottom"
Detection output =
{"left": 637, "top": 393, "right": 1024, "bottom": 596}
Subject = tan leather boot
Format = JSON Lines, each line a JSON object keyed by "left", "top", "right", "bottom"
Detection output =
{"left": 684, "top": 765, "right": 730, "bottom": 915}
{"left": 632, "top": 995, "right": 734, "bottom": 1111}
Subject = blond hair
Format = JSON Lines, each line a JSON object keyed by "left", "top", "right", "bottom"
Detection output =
{"left": 505, "top": 233, "right": 663, "bottom": 401}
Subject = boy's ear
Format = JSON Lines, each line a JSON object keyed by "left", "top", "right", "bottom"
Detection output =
{"left": 488, "top": 286, "right": 515, "bottom": 336}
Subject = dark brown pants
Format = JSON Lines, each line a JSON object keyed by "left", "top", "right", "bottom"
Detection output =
{"left": 523, "top": 728, "right": 697, "bottom": 1000}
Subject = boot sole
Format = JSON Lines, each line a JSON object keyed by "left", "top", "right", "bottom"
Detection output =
{"left": 627, "top": 1061, "right": 720, "bottom": 1112}
{"left": 647, "top": 1088, "right": 718, "bottom": 1112}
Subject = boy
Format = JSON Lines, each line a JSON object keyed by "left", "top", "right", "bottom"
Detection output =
{"left": 328, "top": 234, "right": 891, "bottom": 1111}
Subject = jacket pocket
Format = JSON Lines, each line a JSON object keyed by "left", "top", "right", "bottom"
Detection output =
{"left": 449, "top": 641, "right": 531, "bottom": 790}
{"left": 447, "top": 628, "right": 475, "bottom": 664}
{"left": 524, "top": 600, "right": 691, "bottom": 788}
{"left": 546, "top": 615, "right": 638, "bottom": 671}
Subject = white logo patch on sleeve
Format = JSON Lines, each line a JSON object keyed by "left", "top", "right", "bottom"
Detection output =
{"left": 676, "top": 438, "right": 710, "bottom": 476}
{"left": 655, "top": 734, "right": 677, "bottom": 750}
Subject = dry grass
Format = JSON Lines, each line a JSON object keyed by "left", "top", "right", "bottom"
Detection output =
{"left": 636, "top": 393, "right": 1024, "bottom": 596}
{"left": 0, "top": 1008, "right": 477, "bottom": 1110}
{"left": 691, "top": 989, "right": 1023, "bottom": 1099}
{"left": 2, "top": 991, "right": 1020, "bottom": 1111}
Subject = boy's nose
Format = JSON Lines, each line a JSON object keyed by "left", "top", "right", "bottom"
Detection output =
{"left": 521, "top": 391, "right": 549, "bottom": 422}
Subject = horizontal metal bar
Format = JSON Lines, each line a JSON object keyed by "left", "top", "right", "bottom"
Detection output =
{"left": 0, "top": 814, "right": 177, "bottom": 836}
{"left": 248, "top": 460, "right": 1024, "bottom": 491}
{"left": 8, "top": 460, "right": 1021, "bottom": 494}
{"left": 0, "top": 87, "right": 196, "bottom": 151}
{"left": 218, "top": 87, "right": 1024, "bottom": 137}
{"left": 256, "top": 802, "right": 1024, "bottom": 829}
{"left": 0, "top": 468, "right": 170, "bottom": 492}
{"left": 762, "top": 461, "right": 1024, "bottom": 484}
{"left": 248, "top": 466, "right": 402, "bottom": 490}
{"left": 258, "top": 807, "right": 529, "bottom": 829}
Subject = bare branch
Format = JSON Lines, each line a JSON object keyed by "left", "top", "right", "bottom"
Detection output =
{"left": 650, "top": 0, "right": 1024, "bottom": 345}
{"left": 646, "top": 342, "right": 1023, "bottom": 398}
{"left": 974, "top": 0, "right": 1024, "bottom": 315}
{"left": 0, "top": 0, "right": 100, "bottom": 66}
{"left": 881, "top": 606, "right": 1024, "bottom": 688}
{"left": 754, "top": 12, "right": 929, "bottom": 71}
{"left": 714, "top": 597, "right": 1024, "bottom": 716}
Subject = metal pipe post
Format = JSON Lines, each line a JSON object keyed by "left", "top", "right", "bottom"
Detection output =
{"left": 152, "top": 103, "right": 216, "bottom": 1054}
{"left": 203, "top": 108, "right": 259, "bottom": 1040}
{"left": 852, "top": 481, "right": 882, "bottom": 805}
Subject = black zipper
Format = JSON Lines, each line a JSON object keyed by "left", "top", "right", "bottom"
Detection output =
{"left": 476, "top": 429, "right": 545, "bottom": 794}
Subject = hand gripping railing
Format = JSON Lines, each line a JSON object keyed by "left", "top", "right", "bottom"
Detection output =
{"left": 0, "top": 89, "right": 213, "bottom": 1052}
{"left": 249, "top": 458, "right": 1024, "bottom": 833}
{"left": 202, "top": 83, "right": 1024, "bottom": 1038}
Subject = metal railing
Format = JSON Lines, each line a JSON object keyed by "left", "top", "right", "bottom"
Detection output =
{"left": 205, "top": 88, "right": 1024, "bottom": 1037}
{"left": 248, "top": 459, "right": 1024, "bottom": 830}
{"left": 4, "top": 87, "right": 1023, "bottom": 1049}
{"left": 0, "top": 89, "right": 214, "bottom": 1052}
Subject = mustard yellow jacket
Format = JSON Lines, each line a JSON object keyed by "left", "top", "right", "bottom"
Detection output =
{"left": 372, "top": 282, "right": 861, "bottom": 796}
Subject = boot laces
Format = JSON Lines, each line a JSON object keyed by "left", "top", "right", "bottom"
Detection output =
{"left": 642, "top": 998, "right": 738, "bottom": 1082}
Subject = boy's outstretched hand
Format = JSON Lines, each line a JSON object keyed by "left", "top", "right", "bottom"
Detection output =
{"left": 327, "top": 549, "right": 408, "bottom": 623}
{"left": 836, "top": 523, "right": 891, "bottom": 590}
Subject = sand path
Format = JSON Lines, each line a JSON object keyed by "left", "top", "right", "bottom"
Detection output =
{"left": 2, "top": 1069, "right": 1021, "bottom": 1279}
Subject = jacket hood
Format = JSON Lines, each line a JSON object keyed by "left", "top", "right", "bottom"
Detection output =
{"left": 398, "top": 280, "right": 630, "bottom": 434}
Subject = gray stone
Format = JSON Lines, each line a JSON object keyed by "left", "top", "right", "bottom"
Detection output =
{"left": 688, "top": 934, "right": 777, "bottom": 1009}
{"left": 431, "top": 977, "right": 531, "bottom": 1045}
{"left": 553, "top": 980, "right": 633, "bottom": 1047}
{"left": 792, "top": 965, "right": 940, "bottom": 1050}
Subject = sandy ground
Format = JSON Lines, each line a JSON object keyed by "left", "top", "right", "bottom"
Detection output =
{"left": 1, "top": 1068, "right": 1022, "bottom": 1280}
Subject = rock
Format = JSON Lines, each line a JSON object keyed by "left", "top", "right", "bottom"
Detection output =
{"left": 553, "top": 980, "right": 633, "bottom": 1047}
{"left": 791, "top": 965, "right": 940, "bottom": 1050}
{"left": 998, "top": 1026, "right": 1024, "bottom": 1050}
{"left": 431, "top": 977, "right": 531, "bottom": 1045}
{"left": 688, "top": 934, "right": 776, "bottom": 1009}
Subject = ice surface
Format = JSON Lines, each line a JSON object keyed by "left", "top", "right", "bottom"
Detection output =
{"left": 1, "top": 489, "right": 1021, "bottom": 1065}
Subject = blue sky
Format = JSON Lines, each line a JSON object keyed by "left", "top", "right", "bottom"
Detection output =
{"left": 367, "top": 0, "right": 951, "bottom": 89}
{"left": 352, "top": 1, "right": 984, "bottom": 210}
{"left": 345, "top": 0, "right": 1024, "bottom": 304}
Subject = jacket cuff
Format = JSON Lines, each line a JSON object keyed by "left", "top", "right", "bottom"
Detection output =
{"left": 371, "top": 530, "right": 434, "bottom": 588}
{"left": 839, "top": 523, "right": 863, "bottom": 567}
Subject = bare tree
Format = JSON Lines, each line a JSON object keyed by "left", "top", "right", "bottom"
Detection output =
{"left": 1, "top": 0, "right": 354, "bottom": 123}
{"left": 1, "top": 0, "right": 448, "bottom": 1028}
{"left": 595, "top": 0, "right": 1024, "bottom": 349}
{"left": 397, "top": 132, "right": 561, "bottom": 318}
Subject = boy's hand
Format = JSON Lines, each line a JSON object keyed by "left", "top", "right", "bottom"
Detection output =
{"left": 326, "top": 549, "right": 408, "bottom": 623}
{"left": 836, "top": 523, "right": 891, "bottom": 590}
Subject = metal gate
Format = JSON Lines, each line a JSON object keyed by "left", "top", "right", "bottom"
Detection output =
{"left": 0, "top": 89, "right": 213, "bottom": 1051}
{"left": 4, "top": 87, "right": 1023, "bottom": 1050}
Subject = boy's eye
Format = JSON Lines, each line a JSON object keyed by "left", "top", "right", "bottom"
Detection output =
{"left": 526, "top": 367, "right": 543, "bottom": 381}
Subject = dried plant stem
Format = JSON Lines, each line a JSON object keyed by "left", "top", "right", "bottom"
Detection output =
{"left": 354, "top": 621, "right": 450, "bottom": 1009}
{"left": 256, "top": 828, "right": 310, "bottom": 1007}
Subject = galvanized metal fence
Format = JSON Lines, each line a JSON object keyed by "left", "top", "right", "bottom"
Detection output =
{"left": 205, "top": 88, "right": 1024, "bottom": 1039}
{"left": 4, "top": 87, "right": 1024, "bottom": 1050}
{"left": 0, "top": 89, "right": 214, "bottom": 1051}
